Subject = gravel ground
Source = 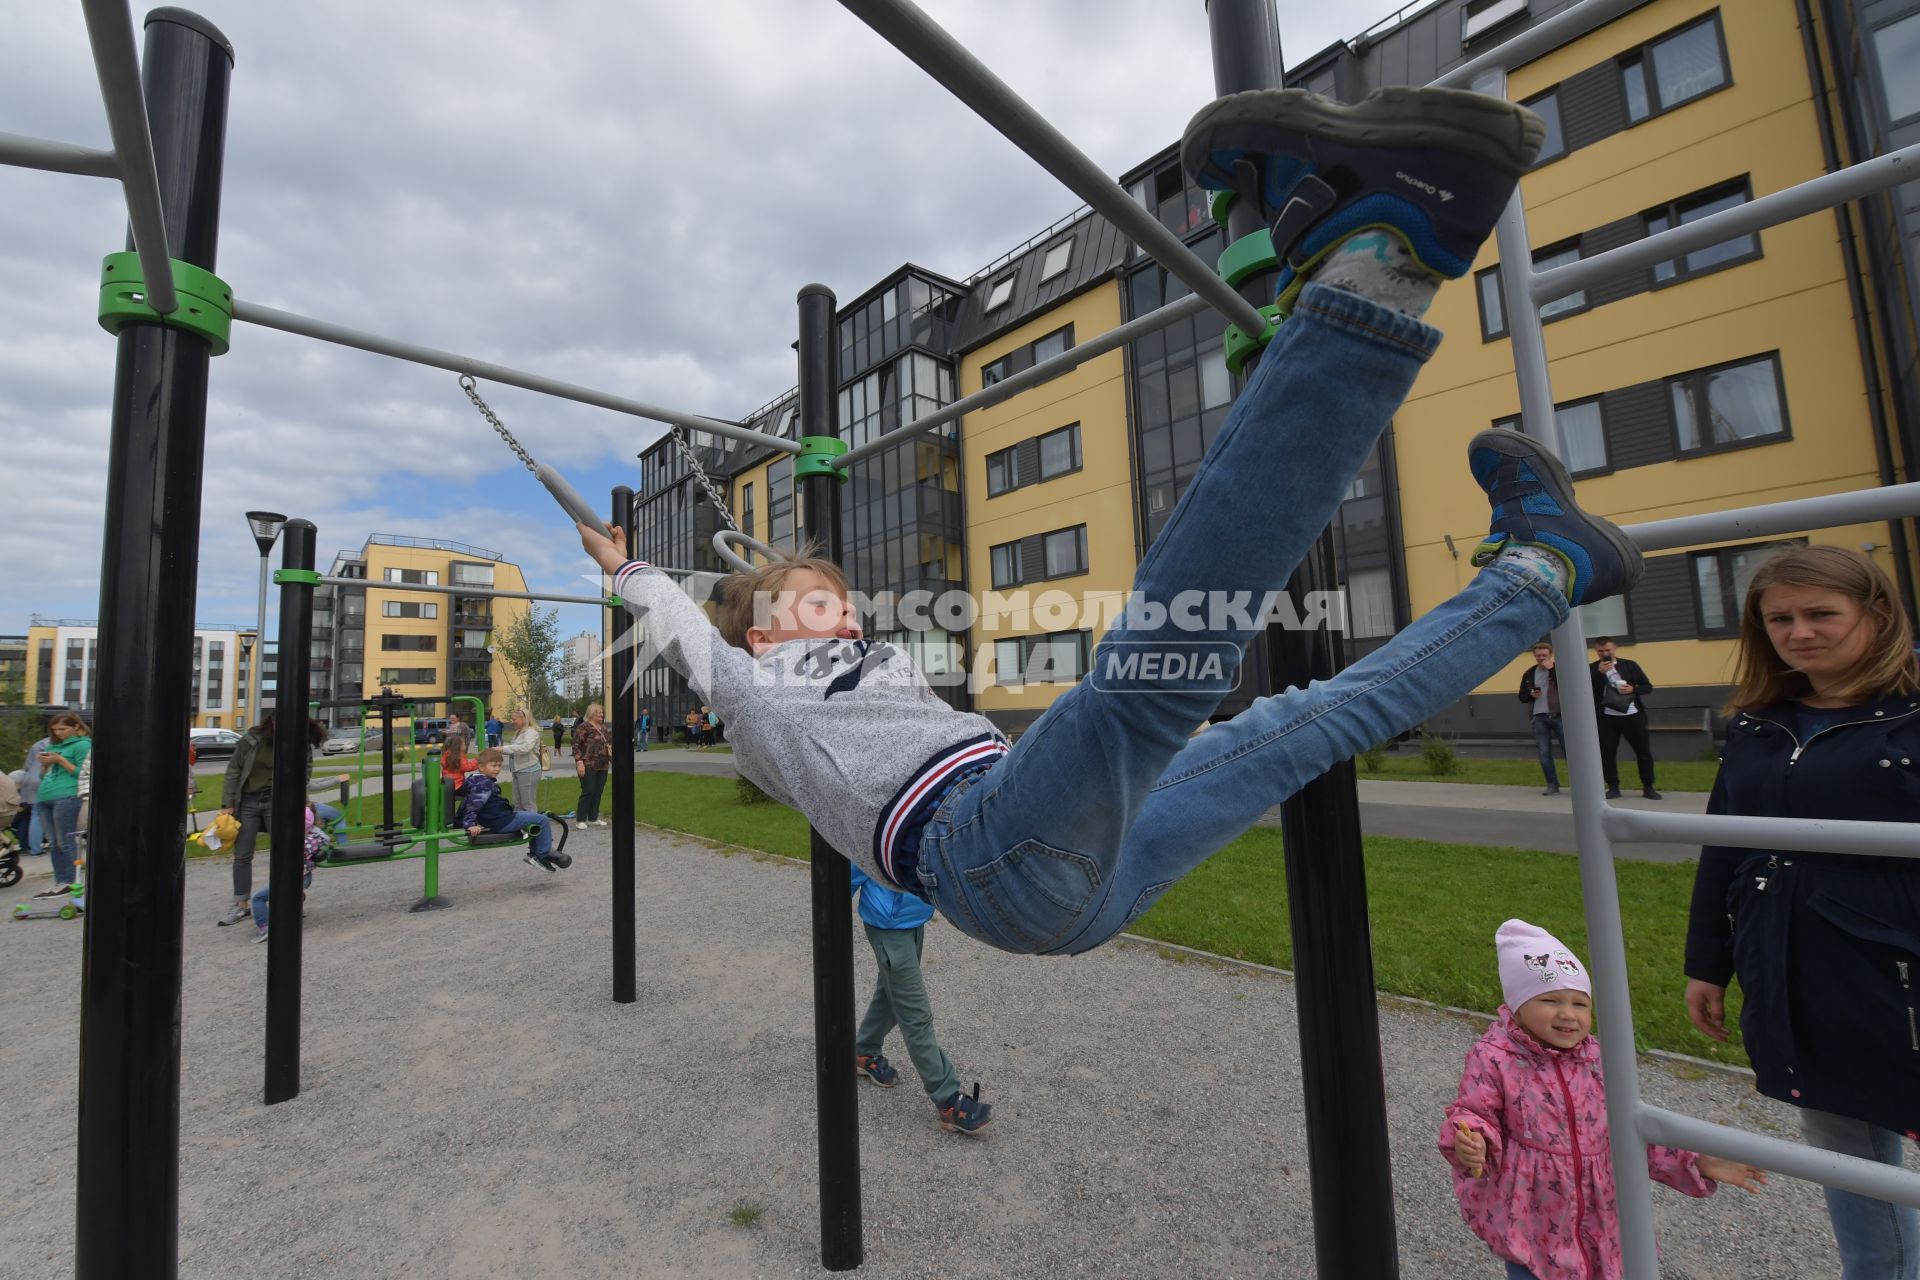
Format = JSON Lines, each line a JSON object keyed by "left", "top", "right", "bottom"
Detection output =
{"left": 0, "top": 831, "right": 1896, "bottom": 1278}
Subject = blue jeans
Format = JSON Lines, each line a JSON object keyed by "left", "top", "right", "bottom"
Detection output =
{"left": 250, "top": 871, "right": 312, "bottom": 929}
{"left": 1504, "top": 1263, "right": 1539, "bottom": 1280}
{"left": 26, "top": 801, "right": 44, "bottom": 854}
{"left": 1531, "top": 713, "right": 1566, "bottom": 788}
{"left": 913, "top": 285, "right": 1568, "bottom": 955}
{"left": 490, "top": 811, "right": 551, "bottom": 859}
{"left": 34, "top": 797, "right": 82, "bottom": 886}
{"left": 1801, "top": 1107, "right": 1919, "bottom": 1280}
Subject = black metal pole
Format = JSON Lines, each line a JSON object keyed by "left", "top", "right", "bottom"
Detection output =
{"left": 265, "top": 521, "right": 316, "bottom": 1104}
{"left": 75, "top": 10, "right": 233, "bottom": 1277}
{"left": 1205, "top": 4, "right": 1402, "bottom": 1276}
{"left": 797, "top": 284, "right": 862, "bottom": 1272}
{"left": 609, "top": 486, "right": 637, "bottom": 1004}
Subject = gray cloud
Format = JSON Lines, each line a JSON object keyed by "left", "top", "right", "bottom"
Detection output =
{"left": 1, "top": 1, "right": 1370, "bottom": 635}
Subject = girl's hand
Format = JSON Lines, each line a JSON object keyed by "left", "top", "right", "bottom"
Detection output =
{"left": 576, "top": 763, "right": 585, "bottom": 777}
{"left": 1453, "top": 1123, "right": 1488, "bottom": 1178}
{"left": 1697, "top": 1156, "right": 1767, "bottom": 1192}
{"left": 578, "top": 522, "right": 628, "bottom": 576}
{"left": 1685, "top": 979, "right": 1728, "bottom": 1042}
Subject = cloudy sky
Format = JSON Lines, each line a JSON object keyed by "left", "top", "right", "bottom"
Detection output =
{"left": 2, "top": 1, "right": 1381, "bottom": 645}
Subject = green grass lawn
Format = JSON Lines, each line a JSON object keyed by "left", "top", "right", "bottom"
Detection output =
{"left": 547, "top": 772, "right": 1742, "bottom": 1067}
{"left": 1361, "top": 753, "right": 1720, "bottom": 792}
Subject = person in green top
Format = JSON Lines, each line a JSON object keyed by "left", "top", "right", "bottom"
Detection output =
{"left": 30, "top": 712, "right": 91, "bottom": 899}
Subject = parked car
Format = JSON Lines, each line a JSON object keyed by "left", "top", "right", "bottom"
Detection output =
{"left": 320, "top": 730, "right": 386, "bottom": 757}
{"left": 412, "top": 717, "right": 449, "bottom": 745}
{"left": 188, "top": 728, "right": 244, "bottom": 760}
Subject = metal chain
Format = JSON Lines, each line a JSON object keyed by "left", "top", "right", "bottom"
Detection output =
{"left": 666, "top": 423, "right": 741, "bottom": 534}
{"left": 459, "top": 374, "right": 537, "bottom": 475}
{"left": 459, "top": 373, "right": 741, "bottom": 535}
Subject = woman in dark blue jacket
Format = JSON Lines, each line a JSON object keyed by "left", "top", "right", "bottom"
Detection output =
{"left": 1682, "top": 546, "right": 1919, "bottom": 1277}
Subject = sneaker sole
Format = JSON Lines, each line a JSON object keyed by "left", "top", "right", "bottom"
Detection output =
{"left": 1182, "top": 87, "right": 1545, "bottom": 187}
{"left": 1469, "top": 428, "right": 1644, "bottom": 599}
{"left": 941, "top": 1117, "right": 990, "bottom": 1137}
{"left": 855, "top": 1067, "right": 897, "bottom": 1088}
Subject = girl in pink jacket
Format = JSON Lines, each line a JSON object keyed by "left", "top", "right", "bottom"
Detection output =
{"left": 1440, "top": 920, "right": 1767, "bottom": 1279}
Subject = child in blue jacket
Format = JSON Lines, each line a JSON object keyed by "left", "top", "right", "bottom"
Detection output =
{"left": 461, "top": 749, "right": 570, "bottom": 873}
{"left": 851, "top": 865, "right": 991, "bottom": 1137}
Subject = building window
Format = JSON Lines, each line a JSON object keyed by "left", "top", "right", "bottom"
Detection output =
{"left": 991, "top": 543, "right": 1019, "bottom": 590}
{"left": 1476, "top": 268, "right": 1508, "bottom": 340}
{"left": 377, "top": 667, "right": 438, "bottom": 685}
{"left": 985, "top": 275, "right": 1015, "bottom": 311}
{"left": 1037, "top": 424, "right": 1081, "bottom": 480}
{"left": 994, "top": 631, "right": 1092, "bottom": 686}
{"left": 741, "top": 482, "right": 755, "bottom": 540}
{"left": 1463, "top": 0, "right": 1528, "bottom": 43}
{"left": 1031, "top": 324, "right": 1074, "bottom": 365}
{"left": 1646, "top": 180, "right": 1759, "bottom": 285}
{"left": 1691, "top": 539, "right": 1805, "bottom": 636}
{"left": 1534, "top": 241, "right": 1587, "bottom": 319}
{"left": 1043, "top": 526, "right": 1089, "bottom": 578}
{"left": 1875, "top": 14, "right": 1920, "bottom": 124}
{"left": 981, "top": 352, "right": 1015, "bottom": 387}
{"left": 1345, "top": 567, "right": 1396, "bottom": 639}
{"left": 1040, "top": 240, "right": 1073, "bottom": 281}
{"left": 381, "top": 601, "right": 439, "bottom": 619}
{"left": 1578, "top": 595, "right": 1632, "bottom": 644}
{"left": 450, "top": 564, "right": 493, "bottom": 586}
{"left": 381, "top": 634, "right": 438, "bottom": 652}
{"left": 986, "top": 447, "right": 1015, "bottom": 497}
{"left": 383, "top": 568, "right": 439, "bottom": 585}
{"left": 769, "top": 458, "right": 794, "bottom": 550}
{"left": 1525, "top": 88, "right": 1566, "bottom": 164}
{"left": 1670, "top": 354, "right": 1789, "bottom": 456}
{"left": 1555, "top": 400, "right": 1609, "bottom": 474}
{"left": 1621, "top": 14, "right": 1729, "bottom": 124}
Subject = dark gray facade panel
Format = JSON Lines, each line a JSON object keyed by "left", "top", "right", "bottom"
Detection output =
{"left": 1581, "top": 215, "right": 1650, "bottom": 306}
{"left": 1625, "top": 554, "right": 1696, "bottom": 643}
{"left": 1603, "top": 381, "right": 1675, "bottom": 470}
{"left": 1015, "top": 437, "right": 1041, "bottom": 488}
{"left": 949, "top": 210, "right": 1130, "bottom": 353}
{"left": 1559, "top": 61, "right": 1629, "bottom": 150}
{"left": 1018, "top": 533, "right": 1044, "bottom": 583}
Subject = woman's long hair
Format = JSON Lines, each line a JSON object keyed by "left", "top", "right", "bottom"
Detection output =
{"left": 1726, "top": 545, "right": 1919, "bottom": 710}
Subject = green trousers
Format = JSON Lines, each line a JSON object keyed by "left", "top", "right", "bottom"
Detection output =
{"left": 855, "top": 923, "right": 960, "bottom": 1104}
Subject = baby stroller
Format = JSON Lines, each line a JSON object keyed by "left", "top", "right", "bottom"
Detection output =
{"left": 0, "top": 825, "right": 20, "bottom": 889}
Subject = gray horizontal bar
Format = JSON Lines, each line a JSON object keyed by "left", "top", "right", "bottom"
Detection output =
{"left": 1623, "top": 482, "right": 1920, "bottom": 553}
{"left": 835, "top": 293, "right": 1211, "bottom": 468}
{"left": 835, "top": 0, "right": 1270, "bottom": 341}
{"left": 1531, "top": 142, "right": 1920, "bottom": 303}
{"left": 1638, "top": 1104, "right": 1920, "bottom": 1209}
{"left": 1604, "top": 806, "right": 1920, "bottom": 859}
{"left": 313, "top": 573, "right": 696, "bottom": 606}
{"left": 0, "top": 131, "right": 119, "bottom": 178}
{"left": 1431, "top": 0, "right": 1644, "bottom": 89}
{"left": 231, "top": 300, "right": 799, "bottom": 454}
{"left": 81, "top": 0, "right": 175, "bottom": 313}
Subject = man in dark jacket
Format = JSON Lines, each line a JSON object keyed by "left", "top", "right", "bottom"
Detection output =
{"left": 1589, "top": 636, "right": 1660, "bottom": 799}
{"left": 1517, "top": 641, "right": 1566, "bottom": 795}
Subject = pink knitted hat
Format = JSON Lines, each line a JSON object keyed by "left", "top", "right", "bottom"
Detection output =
{"left": 1497, "top": 919, "right": 1592, "bottom": 1011}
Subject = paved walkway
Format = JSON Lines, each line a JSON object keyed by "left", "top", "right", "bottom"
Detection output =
{"left": 0, "top": 829, "right": 1868, "bottom": 1278}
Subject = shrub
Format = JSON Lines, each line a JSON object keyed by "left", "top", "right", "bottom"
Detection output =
{"left": 1358, "top": 743, "right": 1389, "bottom": 773}
{"left": 736, "top": 774, "right": 773, "bottom": 806}
{"left": 1420, "top": 729, "right": 1462, "bottom": 776}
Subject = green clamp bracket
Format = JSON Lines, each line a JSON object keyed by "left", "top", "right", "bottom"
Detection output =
{"left": 794, "top": 435, "right": 850, "bottom": 481}
{"left": 97, "top": 252, "right": 234, "bottom": 355}
{"left": 606, "top": 595, "right": 624, "bottom": 609}
{"left": 273, "top": 569, "right": 322, "bottom": 586}
{"left": 1210, "top": 189, "right": 1236, "bottom": 231}
{"left": 1224, "top": 305, "right": 1284, "bottom": 377}
{"left": 1217, "top": 229, "right": 1279, "bottom": 288}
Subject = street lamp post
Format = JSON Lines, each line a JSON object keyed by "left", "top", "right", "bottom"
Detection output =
{"left": 245, "top": 511, "right": 287, "bottom": 727}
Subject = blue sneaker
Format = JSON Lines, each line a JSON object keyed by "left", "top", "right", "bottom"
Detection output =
{"left": 1181, "top": 86, "right": 1544, "bottom": 316}
{"left": 1467, "top": 428, "right": 1643, "bottom": 606}
{"left": 937, "top": 1087, "right": 992, "bottom": 1137}
{"left": 855, "top": 1053, "right": 898, "bottom": 1088}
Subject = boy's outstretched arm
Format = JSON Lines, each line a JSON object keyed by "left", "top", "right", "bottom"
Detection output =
{"left": 576, "top": 522, "right": 763, "bottom": 723}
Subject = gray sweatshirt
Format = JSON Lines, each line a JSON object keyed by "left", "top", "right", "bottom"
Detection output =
{"left": 613, "top": 561, "right": 1006, "bottom": 887}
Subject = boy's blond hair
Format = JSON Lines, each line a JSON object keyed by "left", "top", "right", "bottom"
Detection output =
{"left": 715, "top": 545, "right": 848, "bottom": 651}
{"left": 476, "top": 747, "right": 505, "bottom": 766}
